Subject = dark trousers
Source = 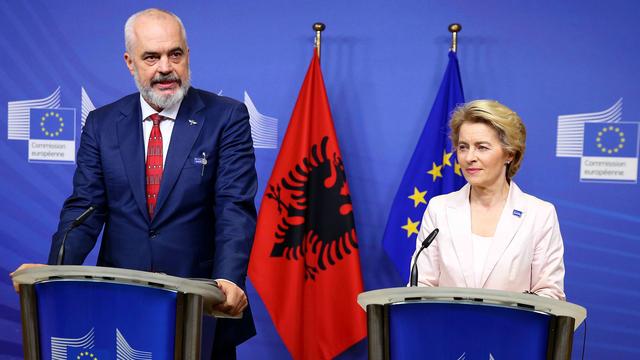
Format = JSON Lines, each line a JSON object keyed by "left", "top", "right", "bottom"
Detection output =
{"left": 211, "top": 345, "right": 236, "bottom": 360}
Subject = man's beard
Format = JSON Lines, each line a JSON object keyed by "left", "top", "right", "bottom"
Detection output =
{"left": 134, "top": 69, "right": 191, "bottom": 110}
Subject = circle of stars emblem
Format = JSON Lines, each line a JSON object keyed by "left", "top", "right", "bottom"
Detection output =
{"left": 596, "top": 125, "right": 625, "bottom": 154}
{"left": 400, "top": 149, "right": 463, "bottom": 238}
{"left": 40, "top": 111, "right": 65, "bottom": 138}
{"left": 77, "top": 351, "right": 98, "bottom": 359}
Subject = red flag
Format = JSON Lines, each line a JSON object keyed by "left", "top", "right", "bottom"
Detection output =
{"left": 249, "top": 50, "right": 367, "bottom": 359}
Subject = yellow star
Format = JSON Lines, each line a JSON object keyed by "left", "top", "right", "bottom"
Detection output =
{"left": 401, "top": 217, "right": 420, "bottom": 238}
{"left": 408, "top": 187, "right": 427, "bottom": 207}
{"left": 427, "top": 162, "right": 443, "bottom": 182}
{"left": 454, "top": 161, "right": 462, "bottom": 176}
{"left": 442, "top": 150, "right": 453, "bottom": 167}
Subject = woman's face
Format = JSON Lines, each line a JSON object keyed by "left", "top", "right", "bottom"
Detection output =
{"left": 456, "top": 122, "right": 513, "bottom": 189}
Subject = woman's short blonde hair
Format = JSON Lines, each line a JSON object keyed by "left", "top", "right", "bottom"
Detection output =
{"left": 449, "top": 100, "right": 526, "bottom": 179}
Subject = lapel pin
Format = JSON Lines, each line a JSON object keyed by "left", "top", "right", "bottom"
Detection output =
{"left": 188, "top": 119, "right": 198, "bottom": 126}
{"left": 194, "top": 152, "right": 208, "bottom": 176}
{"left": 512, "top": 209, "right": 523, "bottom": 218}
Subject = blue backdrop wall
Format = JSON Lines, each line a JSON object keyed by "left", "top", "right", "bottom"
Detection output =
{"left": 1, "top": 1, "right": 639, "bottom": 359}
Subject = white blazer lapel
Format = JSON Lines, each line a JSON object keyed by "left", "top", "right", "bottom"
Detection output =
{"left": 480, "top": 182, "right": 527, "bottom": 287}
{"left": 446, "top": 184, "right": 474, "bottom": 288}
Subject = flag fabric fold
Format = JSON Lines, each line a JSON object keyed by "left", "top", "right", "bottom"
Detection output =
{"left": 382, "top": 51, "right": 466, "bottom": 282}
{"left": 249, "top": 50, "right": 366, "bottom": 360}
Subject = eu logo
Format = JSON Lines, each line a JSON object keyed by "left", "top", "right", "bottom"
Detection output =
{"left": 580, "top": 122, "right": 639, "bottom": 183}
{"left": 583, "top": 122, "right": 638, "bottom": 158}
{"left": 28, "top": 107, "right": 76, "bottom": 163}
{"left": 30, "top": 108, "right": 75, "bottom": 141}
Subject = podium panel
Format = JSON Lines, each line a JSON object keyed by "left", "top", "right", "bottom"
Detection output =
{"left": 13, "top": 266, "right": 227, "bottom": 360}
{"left": 358, "top": 287, "right": 586, "bottom": 360}
{"left": 389, "top": 301, "right": 550, "bottom": 359}
{"left": 37, "top": 280, "right": 176, "bottom": 359}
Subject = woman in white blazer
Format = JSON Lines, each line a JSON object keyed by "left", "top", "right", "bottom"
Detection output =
{"left": 414, "top": 100, "right": 565, "bottom": 300}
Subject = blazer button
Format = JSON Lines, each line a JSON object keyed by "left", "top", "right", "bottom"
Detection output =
{"left": 149, "top": 230, "right": 158, "bottom": 238}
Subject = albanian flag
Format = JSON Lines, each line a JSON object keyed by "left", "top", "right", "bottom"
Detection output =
{"left": 249, "top": 50, "right": 366, "bottom": 359}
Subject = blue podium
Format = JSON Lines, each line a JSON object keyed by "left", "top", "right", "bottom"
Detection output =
{"left": 12, "top": 266, "right": 227, "bottom": 360}
{"left": 358, "top": 287, "right": 586, "bottom": 360}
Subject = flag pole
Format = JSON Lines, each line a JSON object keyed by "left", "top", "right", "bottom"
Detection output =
{"left": 448, "top": 23, "right": 462, "bottom": 52}
{"left": 313, "top": 22, "right": 326, "bottom": 60}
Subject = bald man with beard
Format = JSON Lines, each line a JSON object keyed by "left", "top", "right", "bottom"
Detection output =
{"left": 14, "top": 8, "right": 257, "bottom": 358}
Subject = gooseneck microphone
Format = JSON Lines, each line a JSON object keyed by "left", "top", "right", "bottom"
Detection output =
{"left": 56, "top": 206, "right": 96, "bottom": 265}
{"left": 409, "top": 228, "right": 439, "bottom": 287}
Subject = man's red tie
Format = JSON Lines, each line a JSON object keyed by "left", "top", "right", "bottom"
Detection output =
{"left": 146, "top": 113, "right": 163, "bottom": 218}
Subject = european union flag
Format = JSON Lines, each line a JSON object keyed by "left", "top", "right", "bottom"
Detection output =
{"left": 382, "top": 51, "right": 466, "bottom": 282}
{"left": 583, "top": 122, "right": 638, "bottom": 158}
{"left": 30, "top": 108, "right": 75, "bottom": 141}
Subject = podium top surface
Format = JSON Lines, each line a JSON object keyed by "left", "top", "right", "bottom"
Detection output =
{"left": 358, "top": 287, "right": 587, "bottom": 329}
{"left": 12, "top": 265, "right": 227, "bottom": 317}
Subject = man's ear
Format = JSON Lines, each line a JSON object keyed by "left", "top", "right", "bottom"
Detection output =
{"left": 124, "top": 52, "right": 135, "bottom": 76}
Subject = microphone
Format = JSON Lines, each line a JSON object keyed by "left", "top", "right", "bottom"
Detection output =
{"left": 56, "top": 206, "right": 96, "bottom": 265}
{"left": 409, "top": 228, "right": 439, "bottom": 287}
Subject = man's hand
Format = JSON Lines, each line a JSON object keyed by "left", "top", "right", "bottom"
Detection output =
{"left": 212, "top": 280, "right": 248, "bottom": 317}
{"left": 10, "top": 263, "right": 46, "bottom": 293}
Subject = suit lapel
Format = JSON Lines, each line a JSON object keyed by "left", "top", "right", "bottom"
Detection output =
{"left": 480, "top": 182, "right": 527, "bottom": 287}
{"left": 153, "top": 89, "right": 205, "bottom": 221}
{"left": 116, "top": 97, "right": 150, "bottom": 223}
{"left": 447, "top": 184, "right": 474, "bottom": 287}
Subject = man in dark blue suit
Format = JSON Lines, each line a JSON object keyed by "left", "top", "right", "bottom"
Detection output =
{"left": 26, "top": 8, "right": 257, "bottom": 358}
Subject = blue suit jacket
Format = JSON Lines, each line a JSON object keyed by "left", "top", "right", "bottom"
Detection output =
{"left": 48, "top": 87, "right": 258, "bottom": 346}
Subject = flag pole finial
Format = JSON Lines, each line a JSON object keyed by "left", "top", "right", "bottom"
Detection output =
{"left": 313, "top": 22, "right": 326, "bottom": 60}
{"left": 448, "top": 23, "right": 462, "bottom": 53}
